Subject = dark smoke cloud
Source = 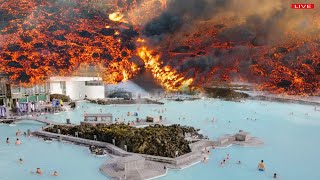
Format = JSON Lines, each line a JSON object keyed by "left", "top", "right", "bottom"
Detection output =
{"left": 166, "top": 0, "right": 226, "bottom": 20}
{"left": 144, "top": 0, "right": 319, "bottom": 42}
{"left": 139, "top": 0, "right": 320, "bottom": 94}
{"left": 176, "top": 45, "right": 256, "bottom": 81}
{"left": 143, "top": 0, "right": 227, "bottom": 37}
{"left": 144, "top": 13, "right": 182, "bottom": 36}
{"left": 217, "top": 25, "right": 255, "bottom": 43}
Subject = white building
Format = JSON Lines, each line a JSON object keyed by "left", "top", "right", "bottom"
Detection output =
{"left": 105, "top": 80, "right": 150, "bottom": 98}
{"left": 49, "top": 76, "right": 105, "bottom": 100}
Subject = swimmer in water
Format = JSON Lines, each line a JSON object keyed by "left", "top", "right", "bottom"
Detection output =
{"left": 6, "top": 137, "right": 10, "bottom": 144}
{"left": 237, "top": 160, "right": 241, "bottom": 164}
{"left": 16, "top": 129, "right": 21, "bottom": 136}
{"left": 33, "top": 168, "right": 42, "bottom": 175}
{"left": 273, "top": 173, "right": 277, "bottom": 179}
{"left": 52, "top": 171, "right": 59, "bottom": 176}
{"left": 226, "top": 154, "right": 230, "bottom": 160}
{"left": 203, "top": 156, "right": 208, "bottom": 162}
{"left": 220, "top": 159, "right": 226, "bottom": 166}
{"left": 19, "top": 158, "right": 23, "bottom": 164}
{"left": 258, "top": 160, "right": 265, "bottom": 171}
{"left": 36, "top": 168, "right": 42, "bottom": 174}
{"left": 15, "top": 138, "right": 21, "bottom": 145}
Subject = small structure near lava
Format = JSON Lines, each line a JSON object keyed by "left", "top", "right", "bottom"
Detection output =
{"left": 81, "top": 113, "right": 113, "bottom": 126}
{"left": 146, "top": 116, "right": 161, "bottom": 123}
{"left": 216, "top": 130, "right": 263, "bottom": 147}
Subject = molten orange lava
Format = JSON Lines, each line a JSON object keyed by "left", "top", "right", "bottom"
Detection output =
{"left": 138, "top": 46, "right": 193, "bottom": 91}
{"left": 109, "top": 12, "right": 126, "bottom": 22}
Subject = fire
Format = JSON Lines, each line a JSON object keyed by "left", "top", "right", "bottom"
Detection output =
{"left": 136, "top": 38, "right": 145, "bottom": 43}
{"left": 138, "top": 47, "right": 193, "bottom": 91}
{"left": 139, "top": 15, "right": 320, "bottom": 95}
{"left": 109, "top": 12, "right": 125, "bottom": 22}
{"left": 0, "top": 0, "right": 138, "bottom": 86}
{"left": 0, "top": 0, "right": 319, "bottom": 95}
{"left": 102, "top": 60, "right": 139, "bottom": 84}
{"left": 161, "top": 0, "right": 167, "bottom": 9}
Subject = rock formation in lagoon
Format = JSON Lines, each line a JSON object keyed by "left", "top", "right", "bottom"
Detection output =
{"left": 45, "top": 124, "right": 203, "bottom": 158}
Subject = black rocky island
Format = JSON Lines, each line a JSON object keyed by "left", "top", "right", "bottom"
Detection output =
{"left": 45, "top": 124, "right": 203, "bottom": 158}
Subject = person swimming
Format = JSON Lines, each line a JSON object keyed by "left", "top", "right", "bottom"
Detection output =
{"left": 258, "top": 160, "right": 265, "bottom": 171}
{"left": 33, "top": 168, "right": 42, "bottom": 175}
{"left": 16, "top": 129, "right": 22, "bottom": 136}
{"left": 226, "top": 154, "right": 230, "bottom": 160}
{"left": 19, "top": 158, "right": 23, "bottom": 164}
{"left": 15, "top": 138, "right": 21, "bottom": 145}
{"left": 220, "top": 159, "right": 226, "bottom": 167}
{"left": 273, "top": 173, "right": 277, "bottom": 179}
{"left": 237, "top": 160, "right": 241, "bottom": 164}
{"left": 52, "top": 171, "right": 59, "bottom": 176}
{"left": 6, "top": 137, "right": 9, "bottom": 144}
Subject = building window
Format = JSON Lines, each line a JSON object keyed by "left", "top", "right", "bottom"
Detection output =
{"left": 85, "top": 81, "right": 103, "bottom": 86}
{"left": 39, "top": 84, "right": 46, "bottom": 93}
{"left": 60, "top": 81, "right": 66, "bottom": 95}
{"left": 0, "top": 83, "right": 5, "bottom": 96}
{"left": 12, "top": 86, "right": 20, "bottom": 94}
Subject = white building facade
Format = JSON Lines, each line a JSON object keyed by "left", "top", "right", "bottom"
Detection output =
{"left": 49, "top": 76, "right": 105, "bottom": 100}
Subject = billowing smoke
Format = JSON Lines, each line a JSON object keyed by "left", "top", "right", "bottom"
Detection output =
{"left": 138, "top": 0, "right": 320, "bottom": 94}
{"left": 0, "top": 0, "right": 319, "bottom": 95}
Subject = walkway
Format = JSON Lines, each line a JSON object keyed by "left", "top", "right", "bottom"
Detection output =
{"left": 0, "top": 115, "right": 73, "bottom": 126}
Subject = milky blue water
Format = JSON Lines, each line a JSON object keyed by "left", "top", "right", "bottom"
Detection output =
{"left": 0, "top": 121, "right": 106, "bottom": 180}
{"left": 1, "top": 99, "right": 320, "bottom": 180}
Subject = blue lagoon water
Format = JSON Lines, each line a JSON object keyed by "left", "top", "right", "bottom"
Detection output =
{"left": 0, "top": 121, "right": 106, "bottom": 180}
{"left": 1, "top": 99, "right": 320, "bottom": 180}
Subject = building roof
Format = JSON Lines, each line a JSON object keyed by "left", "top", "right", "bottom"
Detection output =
{"left": 49, "top": 76, "right": 102, "bottom": 82}
{"left": 84, "top": 113, "right": 113, "bottom": 117}
{"left": 117, "top": 155, "right": 145, "bottom": 164}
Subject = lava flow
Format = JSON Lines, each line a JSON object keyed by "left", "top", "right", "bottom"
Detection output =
{"left": 0, "top": 0, "right": 139, "bottom": 85}
{"left": 0, "top": 0, "right": 319, "bottom": 95}
{"left": 137, "top": 0, "right": 320, "bottom": 95}
{"left": 138, "top": 46, "right": 193, "bottom": 91}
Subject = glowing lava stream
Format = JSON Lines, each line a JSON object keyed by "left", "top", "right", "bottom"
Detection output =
{"left": 138, "top": 46, "right": 193, "bottom": 91}
{"left": 108, "top": 12, "right": 126, "bottom": 22}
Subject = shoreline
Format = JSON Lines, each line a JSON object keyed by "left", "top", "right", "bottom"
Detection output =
{"left": 86, "top": 98, "right": 164, "bottom": 105}
{"left": 3, "top": 98, "right": 267, "bottom": 180}
{"left": 31, "top": 123, "right": 262, "bottom": 180}
{"left": 249, "top": 95, "right": 320, "bottom": 106}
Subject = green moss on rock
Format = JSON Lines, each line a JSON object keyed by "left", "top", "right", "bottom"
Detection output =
{"left": 45, "top": 124, "right": 202, "bottom": 158}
